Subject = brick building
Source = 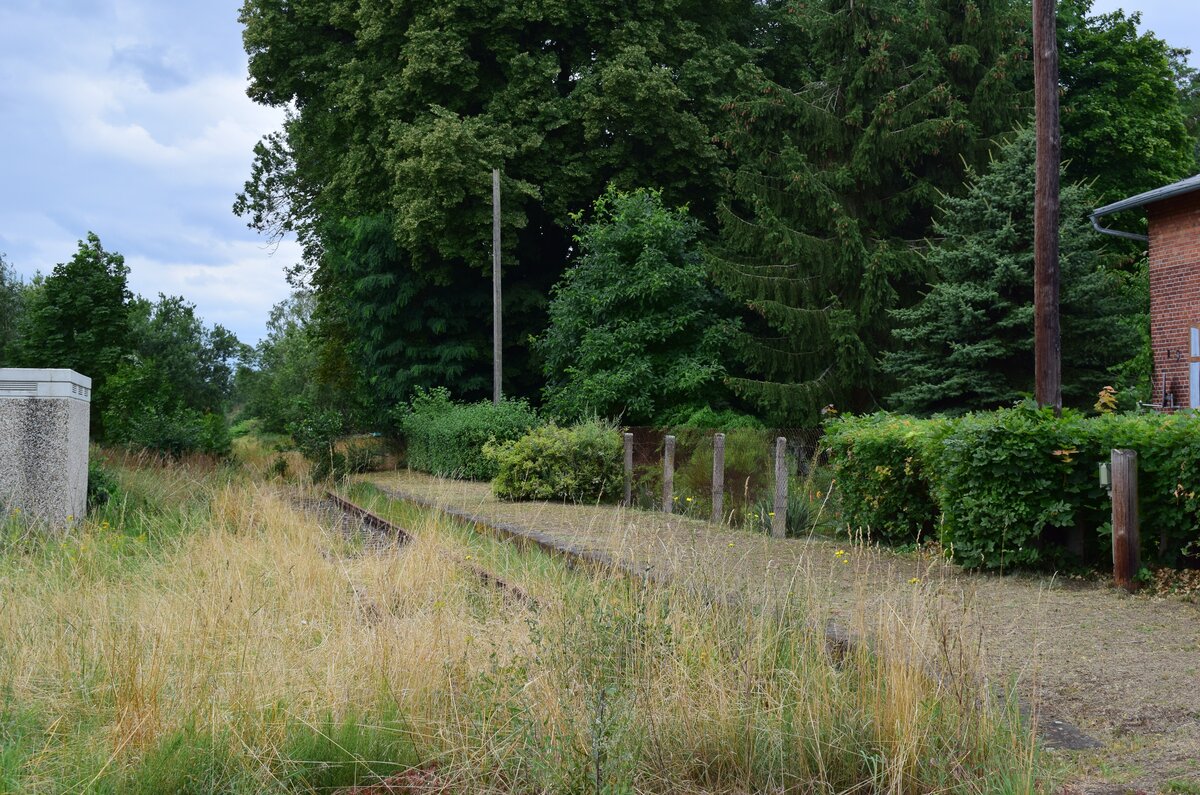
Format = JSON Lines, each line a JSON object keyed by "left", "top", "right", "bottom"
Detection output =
{"left": 1091, "top": 174, "right": 1200, "bottom": 410}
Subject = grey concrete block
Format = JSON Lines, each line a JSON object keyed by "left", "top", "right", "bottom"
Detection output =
{"left": 0, "top": 369, "right": 91, "bottom": 529}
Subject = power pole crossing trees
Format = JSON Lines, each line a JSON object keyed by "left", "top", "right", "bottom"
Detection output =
{"left": 492, "top": 168, "right": 502, "bottom": 405}
{"left": 1034, "top": 0, "right": 1062, "bottom": 413}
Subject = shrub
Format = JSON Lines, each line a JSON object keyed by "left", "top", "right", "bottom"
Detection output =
{"left": 111, "top": 409, "right": 232, "bottom": 459}
{"left": 486, "top": 420, "right": 623, "bottom": 503}
{"left": 398, "top": 388, "right": 538, "bottom": 481}
{"left": 824, "top": 414, "right": 944, "bottom": 546}
{"left": 87, "top": 460, "right": 119, "bottom": 511}
{"left": 829, "top": 404, "right": 1200, "bottom": 570}
{"left": 749, "top": 487, "right": 816, "bottom": 538}
{"left": 289, "top": 409, "right": 346, "bottom": 482}
{"left": 924, "top": 404, "right": 1092, "bottom": 570}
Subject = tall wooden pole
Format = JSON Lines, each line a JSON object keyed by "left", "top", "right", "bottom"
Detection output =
{"left": 492, "top": 168, "right": 503, "bottom": 404}
{"left": 1033, "top": 0, "right": 1062, "bottom": 413}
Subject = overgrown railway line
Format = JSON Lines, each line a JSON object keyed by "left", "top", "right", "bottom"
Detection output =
{"left": 318, "top": 490, "right": 536, "bottom": 607}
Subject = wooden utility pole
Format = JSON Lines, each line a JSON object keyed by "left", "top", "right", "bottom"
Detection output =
{"left": 1033, "top": 0, "right": 1062, "bottom": 413}
{"left": 492, "top": 168, "right": 502, "bottom": 405}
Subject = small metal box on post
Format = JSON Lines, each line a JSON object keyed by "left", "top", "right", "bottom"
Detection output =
{"left": 662, "top": 434, "right": 676, "bottom": 514}
{"left": 1106, "top": 449, "right": 1141, "bottom": 592}
{"left": 622, "top": 432, "right": 633, "bottom": 507}
{"left": 0, "top": 368, "right": 92, "bottom": 529}
{"left": 711, "top": 433, "right": 725, "bottom": 524}
{"left": 772, "top": 436, "right": 787, "bottom": 538}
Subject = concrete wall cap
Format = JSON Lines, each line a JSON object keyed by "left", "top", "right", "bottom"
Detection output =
{"left": 0, "top": 369, "right": 93, "bottom": 402}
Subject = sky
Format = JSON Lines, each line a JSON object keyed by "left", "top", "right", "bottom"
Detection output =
{"left": 0, "top": 0, "right": 294, "bottom": 344}
{"left": 0, "top": 1, "right": 1198, "bottom": 344}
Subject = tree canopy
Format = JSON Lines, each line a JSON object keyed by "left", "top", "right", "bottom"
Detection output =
{"left": 1059, "top": 0, "right": 1198, "bottom": 205}
{"left": 707, "top": 0, "right": 1032, "bottom": 425}
{"left": 883, "top": 127, "right": 1145, "bottom": 414}
{"left": 236, "top": 0, "right": 757, "bottom": 402}
{"left": 538, "top": 186, "right": 733, "bottom": 424}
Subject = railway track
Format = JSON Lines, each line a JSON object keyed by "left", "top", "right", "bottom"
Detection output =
{"left": 322, "top": 491, "right": 536, "bottom": 607}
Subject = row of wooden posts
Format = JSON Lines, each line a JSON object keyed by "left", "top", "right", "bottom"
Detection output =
{"left": 622, "top": 432, "right": 791, "bottom": 538}
{"left": 618, "top": 435, "right": 1143, "bottom": 592}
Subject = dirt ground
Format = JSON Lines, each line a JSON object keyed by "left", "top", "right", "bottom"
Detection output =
{"left": 365, "top": 471, "right": 1200, "bottom": 794}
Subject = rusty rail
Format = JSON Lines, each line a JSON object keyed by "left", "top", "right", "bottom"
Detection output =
{"left": 324, "top": 491, "right": 536, "bottom": 607}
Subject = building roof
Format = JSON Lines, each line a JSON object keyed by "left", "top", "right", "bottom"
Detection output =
{"left": 1091, "top": 173, "right": 1200, "bottom": 219}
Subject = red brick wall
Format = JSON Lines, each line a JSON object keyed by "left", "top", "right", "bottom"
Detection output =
{"left": 1147, "top": 191, "right": 1200, "bottom": 409}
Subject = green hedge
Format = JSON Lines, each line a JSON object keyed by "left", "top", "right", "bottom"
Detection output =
{"left": 398, "top": 388, "right": 538, "bottom": 481}
{"left": 828, "top": 404, "right": 1200, "bottom": 570}
{"left": 924, "top": 406, "right": 1093, "bottom": 569}
{"left": 485, "top": 420, "right": 623, "bottom": 502}
{"left": 823, "top": 414, "right": 945, "bottom": 546}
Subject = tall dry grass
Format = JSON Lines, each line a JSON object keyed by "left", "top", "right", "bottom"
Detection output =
{"left": 0, "top": 455, "right": 1048, "bottom": 793}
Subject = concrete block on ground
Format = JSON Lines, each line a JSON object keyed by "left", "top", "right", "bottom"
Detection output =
{"left": 0, "top": 368, "right": 92, "bottom": 528}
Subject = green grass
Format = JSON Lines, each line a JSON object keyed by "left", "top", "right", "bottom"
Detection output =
{"left": 0, "top": 443, "right": 1055, "bottom": 794}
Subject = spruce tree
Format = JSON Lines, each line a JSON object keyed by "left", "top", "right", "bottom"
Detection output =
{"left": 707, "top": 0, "right": 1031, "bottom": 424}
{"left": 883, "top": 127, "right": 1144, "bottom": 414}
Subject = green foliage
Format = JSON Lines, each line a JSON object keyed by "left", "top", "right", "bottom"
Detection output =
{"left": 539, "top": 187, "right": 734, "bottom": 424}
{"left": 708, "top": 0, "right": 1032, "bottom": 425}
{"left": 823, "top": 414, "right": 944, "bottom": 546}
{"left": 659, "top": 405, "right": 764, "bottom": 430}
{"left": 126, "top": 294, "right": 246, "bottom": 415}
{"left": 0, "top": 254, "right": 28, "bottom": 366}
{"left": 830, "top": 406, "right": 1200, "bottom": 570}
{"left": 1059, "top": 0, "right": 1198, "bottom": 206}
{"left": 748, "top": 489, "right": 815, "bottom": 539}
{"left": 236, "top": 0, "right": 756, "bottom": 402}
{"left": 86, "top": 460, "right": 119, "bottom": 512}
{"left": 884, "top": 128, "right": 1144, "bottom": 414}
{"left": 10, "top": 233, "right": 131, "bottom": 437}
{"left": 399, "top": 388, "right": 538, "bottom": 481}
{"left": 101, "top": 360, "right": 233, "bottom": 459}
{"left": 487, "top": 420, "right": 623, "bottom": 503}
{"left": 923, "top": 405, "right": 1093, "bottom": 570}
{"left": 288, "top": 408, "right": 346, "bottom": 481}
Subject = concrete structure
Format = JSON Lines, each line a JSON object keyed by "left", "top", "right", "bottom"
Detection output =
{"left": 0, "top": 369, "right": 92, "bottom": 527}
{"left": 1092, "top": 176, "right": 1200, "bottom": 410}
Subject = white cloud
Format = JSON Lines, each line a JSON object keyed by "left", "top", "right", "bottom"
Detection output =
{"left": 35, "top": 69, "right": 282, "bottom": 186}
{"left": 0, "top": 1, "right": 294, "bottom": 343}
{"left": 125, "top": 239, "right": 300, "bottom": 338}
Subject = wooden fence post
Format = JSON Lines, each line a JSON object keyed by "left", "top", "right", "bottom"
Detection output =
{"left": 663, "top": 435, "right": 675, "bottom": 514}
{"left": 711, "top": 433, "right": 725, "bottom": 524}
{"left": 772, "top": 436, "right": 787, "bottom": 538}
{"left": 1111, "top": 448, "right": 1140, "bottom": 592}
{"left": 623, "top": 432, "right": 633, "bottom": 507}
